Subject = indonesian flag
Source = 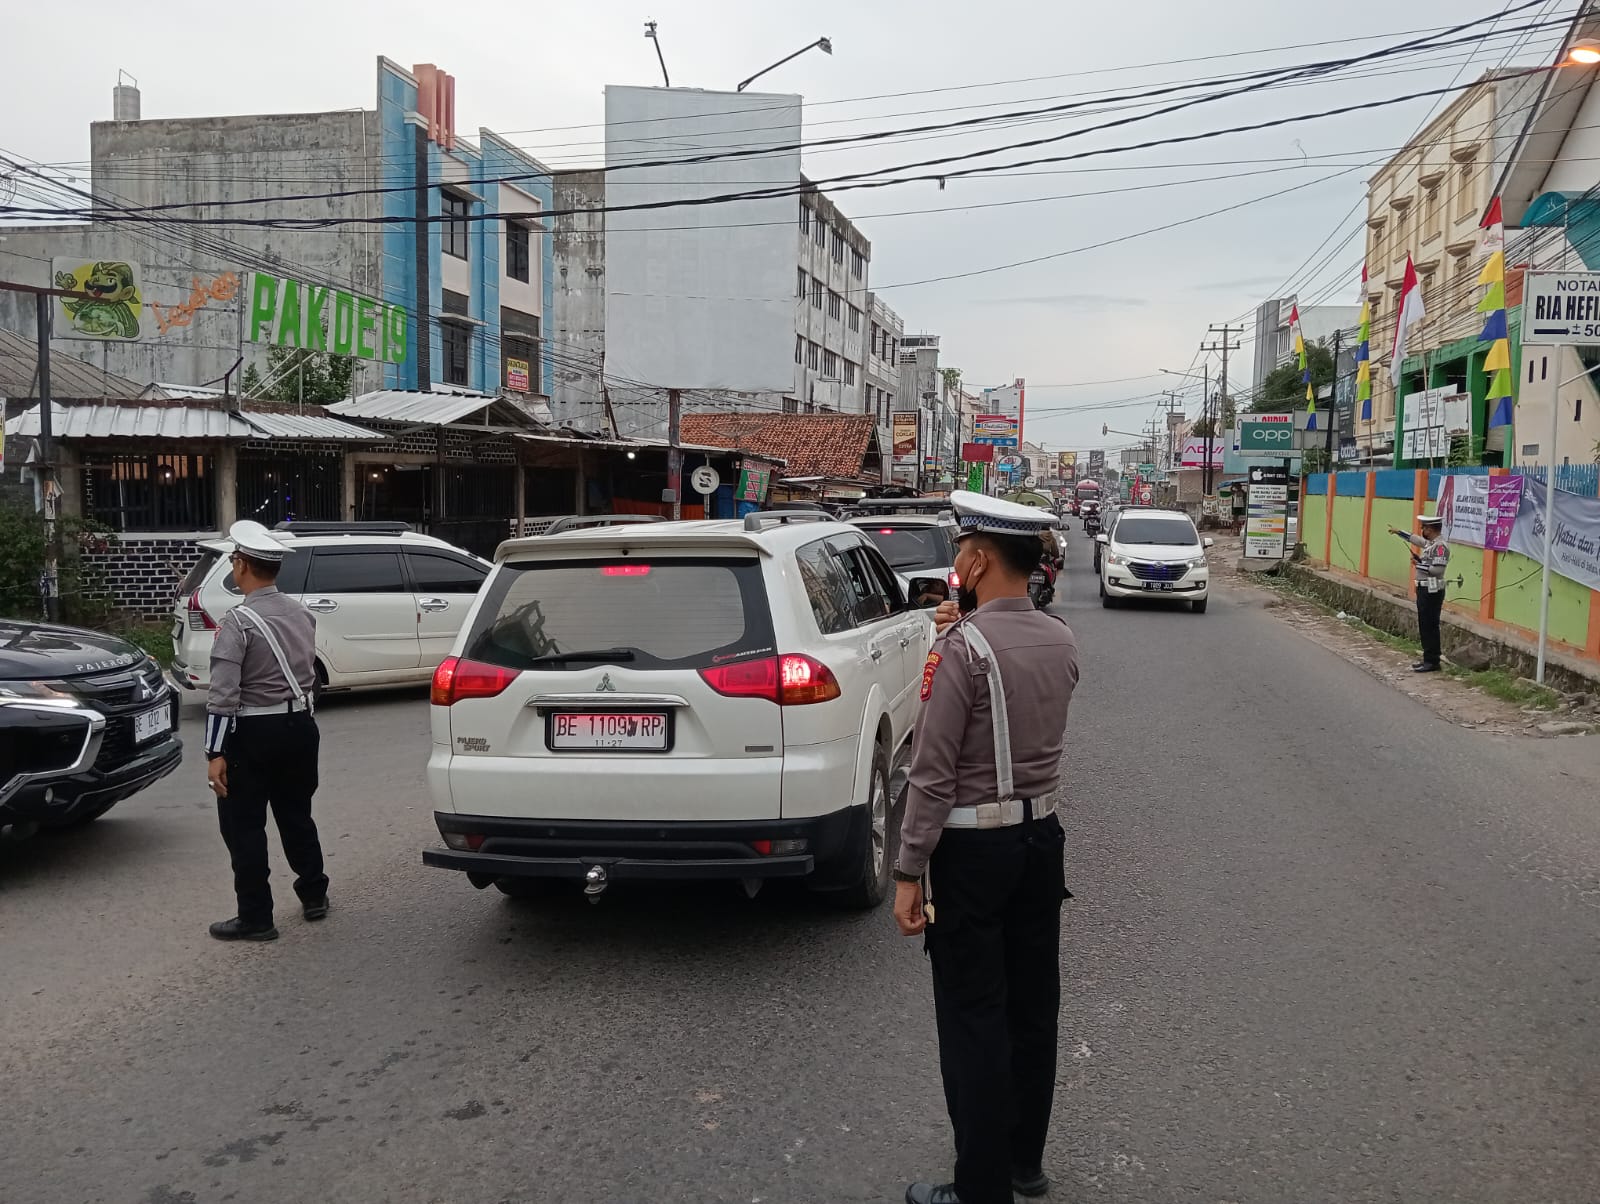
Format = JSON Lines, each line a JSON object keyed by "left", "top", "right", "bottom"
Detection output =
{"left": 1389, "top": 255, "right": 1425, "bottom": 386}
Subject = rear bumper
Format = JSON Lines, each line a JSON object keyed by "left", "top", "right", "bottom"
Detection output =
{"left": 422, "top": 804, "right": 870, "bottom": 885}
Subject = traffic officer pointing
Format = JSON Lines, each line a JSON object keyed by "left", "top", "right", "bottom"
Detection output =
{"left": 894, "top": 491, "right": 1081, "bottom": 1204}
{"left": 204, "top": 520, "right": 329, "bottom": 942}
{"left": 1388, "top": 511, "right": 1450, "bottom": 673}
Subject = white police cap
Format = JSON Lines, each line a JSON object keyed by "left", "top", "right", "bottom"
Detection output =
{"left": 1416, "top": 511, "right": 1443, "bottom": 525}
{"left": 227, "top": 519, "right": 287, "bottom": 564}
{"left": 948, "top": 489, "right": 1061, "bottom": 538}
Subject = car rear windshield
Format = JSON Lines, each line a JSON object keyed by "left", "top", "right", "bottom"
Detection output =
{"left": 463, "top": 557, "right": 775, "bottom": 672}
{"left": 1114, "top": 517, "right": 1198, "bottom": 546}
{"left": 177, "top": 549, "right": 225, "bottom": 598}
{"left": 858, "top": 524, "right": 951, "bottom": 572}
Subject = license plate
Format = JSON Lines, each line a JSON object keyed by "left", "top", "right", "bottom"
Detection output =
{"left": 1143, "top": 581, "right": 1174, "bottom": 591}
{"left": 549, "top": 712, "right": 669, "bottom": 752}
{"left": 133, "top": 705, "right": 171, "bottom": 744}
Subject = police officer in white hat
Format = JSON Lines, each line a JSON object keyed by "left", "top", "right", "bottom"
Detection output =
{"left": 1388, "top": 511, "right": 1450, "bottom": 673}
{"left": 204, "top": 521, "right": 328, "bottom": 942}
{"left": 893, "top": 491, "right": 1081, "bottom": 1204}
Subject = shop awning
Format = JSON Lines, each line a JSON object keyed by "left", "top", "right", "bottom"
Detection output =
{"left": 3, "top": 403, "right": 386, "bottom": 442}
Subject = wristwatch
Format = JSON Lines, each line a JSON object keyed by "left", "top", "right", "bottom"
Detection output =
{"left": 891, "top": 866, "right": 921, "bottom": 884}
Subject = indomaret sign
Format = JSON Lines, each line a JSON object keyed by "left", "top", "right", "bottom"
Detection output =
{"left": 248, "top": 271, "right": 409, "bottom": 364}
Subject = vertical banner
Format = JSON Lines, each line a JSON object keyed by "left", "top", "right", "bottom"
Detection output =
{"left": 1057, "top": 451, "right": 1077, "bottom": 481}
{"left": 892, "top": 411, "right": 919, "bottom": 463}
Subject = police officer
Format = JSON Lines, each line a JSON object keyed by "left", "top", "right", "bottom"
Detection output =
{"left": 204, "top": 520, "right": 328, "bottom": 942}
{"left": 893, "top": 492, "right": 1081, "bottom": 1204}
{"left": 1388, "top": 511, "right": 1450, "bottom": 673}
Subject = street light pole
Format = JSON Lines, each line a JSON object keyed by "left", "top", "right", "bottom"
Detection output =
{"left": 644, "top": 21, "right": 670, "bottom": 88}
{"left": 736, "top": 38, "right": 833, "bottom": 92}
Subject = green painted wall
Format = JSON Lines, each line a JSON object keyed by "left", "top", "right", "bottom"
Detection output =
{"left": 1302, "top": 493, "right": 1326, "bottom": 555}
{"left": 1443, "top": 543, "right": 1483, "bottom": 615}
{"left": 1493, "top": 549, "right": 1592, "bottom": 648}
{"left": 1329, "top": 495, "right": 1364, "bottom": 572}
{"left": 1368, "top": 498, "right": 1418, "bottom": 589}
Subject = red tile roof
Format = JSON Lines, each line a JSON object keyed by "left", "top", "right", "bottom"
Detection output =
{"left": 679, "top": 412, "right": 883, "bottom": 481}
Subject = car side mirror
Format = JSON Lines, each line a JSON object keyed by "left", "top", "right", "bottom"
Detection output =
{"left": 1203, "top": 537, "right": 1214, "bottom": 548}
{"left": 906, "top": 577, "right": 948, "bottom": 609}
{"left": 1094, "top": 534, "right": 1109, "bottom": 545}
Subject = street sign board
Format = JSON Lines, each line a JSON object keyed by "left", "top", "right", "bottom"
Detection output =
{"left": 996, "top": 454, "right": 1023, "bottom": 473}
{"left": 966, "top": 464, "right": 985, "bottom": 491}
{"left": 1239, "top": 414, "right": 1295, "bottom": 454}
{"left": 1244, "top": 463, "right": 1290, "bottom": 559}
{"left": 1087, "top": 449, "right": 1105, "bottom": 473}
{"left": 1024, "top": 475, "right": 1037, "bottom": 489}
{"left": 1138, "top": 485, "right": 1153, "bottom": 504}
{"left": 690, "top": 465, "right": 721, "bottom": 495}
{"left": 1522, "top": 270, "right": 1600, "bottom": 344}
{"left": 961, "top": 442, "right": 994, "bottom": 463}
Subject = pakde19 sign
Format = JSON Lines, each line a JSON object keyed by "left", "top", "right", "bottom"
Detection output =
{"left": 248, "top": 271, "right": 408, "bottom": 364}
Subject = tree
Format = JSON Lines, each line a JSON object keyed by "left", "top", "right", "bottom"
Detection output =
{"left": 241, "top": 347, "right": 356, "bottom": 404}
{"left": 1251, "top": 342, "right": 1333, "bottom": 413}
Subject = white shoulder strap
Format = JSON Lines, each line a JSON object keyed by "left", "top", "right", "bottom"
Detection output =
{"left": 960, "top": 623, "right": 1014, "bottom": 800}
{"left": 235, "top": 605, "right": 307, "bottom": 705}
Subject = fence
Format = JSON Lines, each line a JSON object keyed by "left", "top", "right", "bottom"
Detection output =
{"left": 1301, "top": 468, "right": 1600, "bottom": 667}
{"left": 1511, "top": 462, "right": 1599, "bottom": 498}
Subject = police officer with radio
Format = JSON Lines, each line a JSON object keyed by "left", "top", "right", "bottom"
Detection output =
{"left": 893, "top": 492, "right": 1081, "bottom": 1204}
{"left": 1388, "top": 511, "right": 1450, "bottom": 673}
{"left": 204, "top": 520, "right": 328, "bottom": 942}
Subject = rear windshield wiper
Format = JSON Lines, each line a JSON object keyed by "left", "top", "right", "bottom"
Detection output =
{"left": 523, "top": 648, "right": 637, "bottom": 665}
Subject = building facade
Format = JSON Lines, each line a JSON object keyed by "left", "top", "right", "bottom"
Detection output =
{"left": 863, "top": 292, "right": 903, "bottom": 434}
{"left": 1251, "top": 297, "right": 1360, "bottom": 387}
{"left": 0, "top": 59, "right": 554, "bottom": 402}
{"left": 791, "top": 188, "right": 871, "bottom": 414}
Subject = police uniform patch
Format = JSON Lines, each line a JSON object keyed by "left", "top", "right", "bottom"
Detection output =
{"left": 919, "top": 651, "right": 942, "bottom": 701}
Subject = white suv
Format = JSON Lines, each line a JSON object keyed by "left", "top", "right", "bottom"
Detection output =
{"left": 422, "top": 512, "right": 934, "bottom": 909}
{"left": 1096, "top": 508, "right": 1213, "bottom": 613}
{"left": 170, "top": 522, "right": 491, "bottom": 695}
{"left": 843, "top": 501, "right": 961, "bottom": 597}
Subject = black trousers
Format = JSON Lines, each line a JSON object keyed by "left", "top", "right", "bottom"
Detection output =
{"left": 217, "top": 712, "right": 326, "bottom": 927}
{"left": 1416, "top": 586, "right": 1444, "bottom": 666}
{"left": 925, "top": 811, "right": 1067, "bottom": 1204}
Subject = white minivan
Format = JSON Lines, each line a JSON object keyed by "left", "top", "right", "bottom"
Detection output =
{"left": 422, "top": 512, "right": 936, "bottom": 908}
{"left": 170, "top": 522, "right": 491, "bottom": 695}
{"left": 1096, "top": 507, "right": 1213, "bottom": 613}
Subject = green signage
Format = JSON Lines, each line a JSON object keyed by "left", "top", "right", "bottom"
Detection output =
{"left": 247, "top": 271, "right": 408, "bottom": 365}
{"left": 1239, "top": 417, "right": 1294, "bottom": 453}
{"left": 967, "top": 464, "right": 985, "bottom": 492}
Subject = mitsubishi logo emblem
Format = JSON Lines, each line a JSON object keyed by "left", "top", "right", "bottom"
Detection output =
{"left": 136, "top": 677, "right": 157, "bottom": 702}
{"left": 595, "top": 673, "right": 616, "bottom": 693}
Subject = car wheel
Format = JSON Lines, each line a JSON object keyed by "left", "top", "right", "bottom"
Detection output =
{"left": 1101, "top": 584, "right": 1116, "bottom": 608}
{"left": 832, "top": 743, "right": 891, "bottom": 910}
{"left": 1191, "top": 598, "right": 1208, "bottom": 614}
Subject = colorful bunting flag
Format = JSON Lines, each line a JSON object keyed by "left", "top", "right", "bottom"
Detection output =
{"left": 1291, "top": 303, "right": 1317, "bottom": 431}
{"left": 1355, "top": 265, "right": 1372, "bottom": 422}
{"left": 1478, "top": 196, "right": 1514, "bottom": 429}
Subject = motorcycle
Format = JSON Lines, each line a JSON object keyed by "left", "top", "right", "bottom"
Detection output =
{"left": 1082, "top": 506, "right": 1102, "bottom": 538}
{"left": 1028, "top": 559, "right": 1057, "bottom": 610}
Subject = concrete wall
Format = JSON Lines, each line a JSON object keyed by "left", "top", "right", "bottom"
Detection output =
{"left": 0, "top": 110, "right": 381, "bottom": 391}
{"left": 550, "top": 170, "right": 607, "bottom": 431}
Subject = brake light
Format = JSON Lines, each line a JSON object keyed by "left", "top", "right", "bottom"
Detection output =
{"left": 699, "top": 654, "right": 841, "bottom": 705}
{"left": 750, "top": 839, "right": 773, "bottom": 855}
{"left": 431, "top": 656, "right": 517, "bottom": 706}
{"left": 186, "top": 590, "right": 217, "bottom": 631}
{"left": 879, "top": 528, "right": 895, "bottom": 535}
{"left": 601, "top": 564, "right": 651, "bottom": 577}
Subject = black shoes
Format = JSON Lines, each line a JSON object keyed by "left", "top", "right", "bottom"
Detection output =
{"left": 208, "top": 917, "right": 278, "bottom": 942}
{"left": 1411, "top": 661, "right": 1440, "bottom": 673}
{"left": 904, "top": 1185, "right": 963, "bottom": 1204}
{"left": 1012, "top": 1167, "right": 1051, "bottom": 1197}
{"left": 303, "top": 897, "right": 330, "bottom": 921}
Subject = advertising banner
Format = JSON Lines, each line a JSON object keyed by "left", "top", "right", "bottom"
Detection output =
{"left": 1087, "top": 449, "right": 1106, "bottom": 473}
{"left": 1244, "top": 463, "right": 1290, "bottom": 559}
{"left": 972, "top": 414, "right": 1019, "bottom": 446}
{"left": 1437, "top": 474, "right": 1524, "bottom": 551}
{"left": 506, "top": 357, "right": 531, "bottom": 392}
{"left": 1178, "top": 437, "right": 1225, "bottom": 468}
{"left": 1505, "top": 477, "right": 1600, "bottom": 591}
{"left": 966, "top": 464, "right": 985, "bottom": 491}
{"left": 1239, "top": 414, "right": 1295, "bottom": 453}
{"left": 52, "top": 259, "right": 144, "bottom": 341}
{"left": 961, "top": 442, "right": 994, "bottom": 463}
{"left": 736, "top": 465, "right": 772, "bottom": 503}
{"left": 1057, "top": 451, "right": 1077, "bottom": 480}
{"left": 892, "top": 411, "right": 919, "bottom": 462}
{"left": 247, "top": 271, "right": 409, "bottom": 364}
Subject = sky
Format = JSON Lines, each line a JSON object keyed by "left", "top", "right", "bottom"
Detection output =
{"left": 1, "top": 0, "right": 1578, "bottom": 454}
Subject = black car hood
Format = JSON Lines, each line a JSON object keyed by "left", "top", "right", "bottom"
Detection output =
{"left": 0, "top": 620, "right": 146, "bottom": 681}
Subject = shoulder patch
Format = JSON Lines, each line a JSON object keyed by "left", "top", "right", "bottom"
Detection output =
{"left": 919, "top": 651, "right": 942, "bottom": 701}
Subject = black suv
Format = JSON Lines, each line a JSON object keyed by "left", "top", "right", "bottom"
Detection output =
{"left": 0, "top": 620, "right": 182, "bottom": 837}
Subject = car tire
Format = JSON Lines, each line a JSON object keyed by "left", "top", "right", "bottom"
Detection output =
{"left": 312, "top": 661, "right": 328, "bottom": 706}
{"left": 1191, "top": 598, "right": 1208, "bottom": 614}
{"left": 1101, "top": 584, "right": 1116, "bottom": 608}
{"left": 832, "top": 743, "right": 891, "bottom": 910}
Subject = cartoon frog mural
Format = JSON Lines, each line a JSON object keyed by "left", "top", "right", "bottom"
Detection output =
{"left": 54, "top": 261, "right": 141, "bottom": 339}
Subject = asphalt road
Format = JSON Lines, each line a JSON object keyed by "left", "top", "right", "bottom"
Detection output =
{"left": 4, "top": 531, "right": 1599, "bottom": 1204}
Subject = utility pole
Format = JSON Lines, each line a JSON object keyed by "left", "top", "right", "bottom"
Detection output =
{"left": 1203, "top": 323, "right": 1244, "bottom": 495}
{"left": 1160, "top": 389, "right": 1182, "bottom": 471}
{"left": 667, "top": 388, "right": 683, "bottom": 521}
{"left": 1323, "top": 327, "right": 1343, "bottom": 470}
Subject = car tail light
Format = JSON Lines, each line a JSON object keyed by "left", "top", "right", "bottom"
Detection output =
{"left": 186, "top": 589, "right": 217, "bottom": 631}
{"left": 749, "top": 838, "right": 809, "bottom": 856}
{"left": 699, "top": 654, "right": 841, "bottom": 705}
{"left": 600, "top": 564, "right": 651, "bottom": 577}
{"left": 443, "top": 832, "right": 486, "bottom": 851}
{"left": 431, "top": 656, "right": 517, "bottom": 706}
{"left": 778, "top": 654, "right": 841, "bottom": 705}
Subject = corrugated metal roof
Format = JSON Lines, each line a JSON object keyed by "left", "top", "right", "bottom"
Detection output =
{"left": 3, "top": 403, "right": 386, "bottom": 443}
{"left": 4, "top": 404, "right": 248, "bottom": 440}
{"left": 0, "top": 329, "right": 149, "bottom": 399}
{"left": 327, "top": 389, "right": 499, "bottom": 426}
{"left": 239, "top": 411, "right": 388, "bottom": 441}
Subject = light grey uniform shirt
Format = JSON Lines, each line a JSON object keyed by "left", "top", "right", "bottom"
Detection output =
{"left": 1405, "top": 533, "right": 1450, "bottom": 593}
{"left": 897, "top": 596, "right": 1080, "bottom": 876}
{"left": 204, "top": 587, "right": 317, "bottom": 755}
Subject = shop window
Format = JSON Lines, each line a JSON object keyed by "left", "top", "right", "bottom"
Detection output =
{"left": 82, "top": 451, "right": 214, "bottom": 532}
